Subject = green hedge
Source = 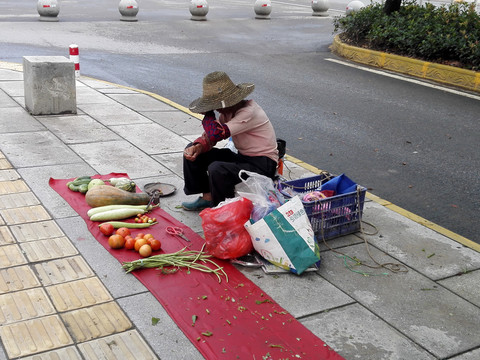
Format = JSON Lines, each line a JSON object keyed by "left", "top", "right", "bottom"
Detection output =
{"left": 333, "top": 1, "right": 480, "bottom": 70}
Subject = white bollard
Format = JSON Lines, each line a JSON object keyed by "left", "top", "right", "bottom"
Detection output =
{"left": 254, "top": 0, "right": 272, "bottom": 20}
{"left": 118, "top": 0, "right": 139, "bottom": 22}
{"left": 37, "top": 0, "right": 60, "bottom": 22}
{"left": 346, "top": 1, "right": 365, "bottom": 15}
{"left": 69, "top": 45, "right": 80, "bottom": 78}
{"left": 312, "top": 0, "right": 330, "bottom": 17}
{"left": 189, "top": 0, "right": 209, "bottom": 21}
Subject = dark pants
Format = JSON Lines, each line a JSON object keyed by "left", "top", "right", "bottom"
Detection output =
{"left": 183, "top": 147, "right": 277, "bottom": 206}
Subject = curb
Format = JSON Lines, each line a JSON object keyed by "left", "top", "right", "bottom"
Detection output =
{"left": 330, "top": 35, "right": 480, "bottom": 93}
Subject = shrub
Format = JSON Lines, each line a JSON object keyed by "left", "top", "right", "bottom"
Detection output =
{"left": 333, "top": 1, "right": 480, "bottom": 70}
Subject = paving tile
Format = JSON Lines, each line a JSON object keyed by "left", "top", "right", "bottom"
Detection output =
{"left": 70, "top": 140, "right": 171, "bottom": 179}
{"left": 0, "top": 226, "right": 15, "bottom": 245}
{"left": 319, "top": 244, "right": 480, "bottom": 359}
{"left": 0, "top": 69, "right": 23, "bottom": 81}
{"left": 0, "top": 158, "right": 12, "bottom": 170}
{"left": 20, "top": 346, "right": 83, "bottom": 360}
{"left": 0, "top": 169, "right": 20, "bottom": 181}
{"left": 0, "top": 108, "right": 45, "bottom": 133}
{"left": 0, "top": 80, "right": 24, "bottom": 97}
{"left": 34, "top": 256, "right": 95, "bottom": 286}
{"left": 78, "top": 330, "right": 158, "bottom": 360}
{"left": 61, "top": 301, "right": 132, "bottom": 343}
{"left": 46, "top": 277, "right": 113, "bottom": 312}
{"left": 0, "top": 179, "right": 29, "bottom": 195}
{"left": 438, "top": 269, "right": 480, "bottom": 308}
{"left": 110, "top": 122, "right": 190, "bottom": 154}
{"left": 301, "top": 303, "right": 436, "bottom": 360}
{"left": 20, "top": 237, "right": 78, "bottom": 262}
{"left": 318, "top": 232, "right": 364, "bottom": 252}
{"left": 0, "top": 288, "right": 56, "bottom": 325}
{"left": 239, "top": 268, "right": 354, "bottom": 318}
{"left": 79, "top": 102, "right": 152, "bottom": 126}
{"left": 0, "top": 315, "right": 73, "bottom": 358}
{"left": 9, "top": 220, "right": 65, "bottom": 242}
{"left": 361, "top": 201, "right": 480, "bottom": 279}
{"left": 0, "top": 88, "right": 20, "bottom": 107}
{"left": 0, "top": 131, "right": 83, "bottom": 168}
{"left": 108, "top": 93, "right": 175, "bottom": 111}
{"left": 151, "top": 152, "right": 184, "bottom": 178}
{"left": 76, "top": 86, "right": 118, "bottom": 104}
{"left": 0, "top": 205, "right": 51, "bottom": 225}
{"left": 0, "top": 265, "right": 41, "bottom": 294}
{"left": 0, "top": 191, "right": 39, "bottom": 209}
{"left": 37, "top": 114, "right": 122, "bottom": 144}
{"left": 77, "top": 78, "right": 119, "bottom": 89}
{"left": 450, "top": 348, "right": 480, "bottom": 360}
{"left": 141, "top": 110, "right": 202, "bottom": 135}
{"left": 0, "top": 244, "right": 27, "bottom": 268}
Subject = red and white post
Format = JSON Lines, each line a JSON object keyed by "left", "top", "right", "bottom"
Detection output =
{"left": 69, "top": 44, "right": 80, "bottom": 77}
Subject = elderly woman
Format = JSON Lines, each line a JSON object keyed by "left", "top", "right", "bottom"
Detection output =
{"left": 182, "top": 71, "right": 279, "bottom": 211}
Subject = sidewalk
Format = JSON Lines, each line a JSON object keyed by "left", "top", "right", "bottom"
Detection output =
{"left": 0, "top": 61, "right": 480, "bottom": 360}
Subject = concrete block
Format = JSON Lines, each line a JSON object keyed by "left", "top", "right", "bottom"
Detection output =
{"left": 23, "top": 56, "right": 76, "bottom": 115}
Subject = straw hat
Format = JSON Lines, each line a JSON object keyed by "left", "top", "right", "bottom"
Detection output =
{"left": 189, "top": 71, "right": 255, "bottom": 113}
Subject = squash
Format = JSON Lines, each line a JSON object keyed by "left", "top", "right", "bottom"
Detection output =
{"left": 85, "top": 185, "right": 151, "bottom": 208}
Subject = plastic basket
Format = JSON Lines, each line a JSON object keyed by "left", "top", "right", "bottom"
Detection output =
{"left": 278, "top": 174, "right": 366, "bottom": 240}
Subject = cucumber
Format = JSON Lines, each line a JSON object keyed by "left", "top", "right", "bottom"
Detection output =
{"left": 78, "top": 184, "right": 89, "bottom": 194}
{"left": 90, "top": 208, "right": 147, "bottom": 222}
{"left": 87, "top": 204, "right": 151, "bottom": 218}
{"left": 68, "top": 183, "right": 80, "bottom": 192}
{"left": 99, "top": 221, "right": 157, "bottom": 229}
{"left": 72, "top": 176, "right": 92, "bottom": 186}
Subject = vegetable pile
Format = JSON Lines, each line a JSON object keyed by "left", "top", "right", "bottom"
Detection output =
{"left": 67, "top": 175, "right": 226, "bottom": 282}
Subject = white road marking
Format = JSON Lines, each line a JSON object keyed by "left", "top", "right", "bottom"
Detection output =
{"left": 325, "top": 58, "right": 480, "bottom": 101}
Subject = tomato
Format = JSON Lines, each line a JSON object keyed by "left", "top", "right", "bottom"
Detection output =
{"left": 99, "top": 223, "right": 115, "bottom": 236}
{"left": 108, "top": 234, "right": 125, "bottom": 249}
{"left": 136, "top": 233, "right": 145, "bottom": 239}
{"left": 143, "top": 233, "right": 154, "bottom": 241}
{"left": 124, "top": 237, "right": 136, "bottom": 250}
{"left": 139, "top": 244, "right": 152, "bottom": 257}
{"left": 134, "top": 238, "right": 148, "bottom": 252}
{"left": 116, "top": 227, "right": 131, "bottom": 238}
{"left": 150, "top": 239, "right": 162, "bottom": 251}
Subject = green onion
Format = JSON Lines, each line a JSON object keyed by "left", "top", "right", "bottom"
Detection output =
{"left": 122, "top": 244, "right": 228, "bottom": 283}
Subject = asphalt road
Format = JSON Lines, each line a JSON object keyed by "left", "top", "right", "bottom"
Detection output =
{"left": 1, "top": 0, "right": 479, "bottom": 243}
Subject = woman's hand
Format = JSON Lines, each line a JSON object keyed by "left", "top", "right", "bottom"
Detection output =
{"left": 184, "top": 143, "right": 203, "bottom": 161}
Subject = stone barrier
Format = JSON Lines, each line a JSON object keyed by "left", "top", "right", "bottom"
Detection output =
{"left": 23, "top": 56, "right": 77, "bottom": 115}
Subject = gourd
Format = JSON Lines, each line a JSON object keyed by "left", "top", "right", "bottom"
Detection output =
{"left": 85, "top": 185, "right": 150, "bottom": 208}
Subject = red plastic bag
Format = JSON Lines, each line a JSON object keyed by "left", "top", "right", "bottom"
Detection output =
{"left": 199, "top": 197, "right": 254, "bottom": 259}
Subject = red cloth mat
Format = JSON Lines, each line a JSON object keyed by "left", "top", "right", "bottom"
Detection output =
{"left": 50, "top": 173, "right": 344, "bottom": 360}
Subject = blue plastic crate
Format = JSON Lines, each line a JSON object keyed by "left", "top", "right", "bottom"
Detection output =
{"left": 278, "top": 174, "right": 366, "bottom": 240}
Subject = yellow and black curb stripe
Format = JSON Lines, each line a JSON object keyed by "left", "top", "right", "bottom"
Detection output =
{"left": 330, "top": 35, "right": 480, "bottom": 93}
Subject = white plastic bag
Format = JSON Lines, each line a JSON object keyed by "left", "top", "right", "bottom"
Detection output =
{"left": 235, "top": 170, "right": 284, "bottom": 222}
